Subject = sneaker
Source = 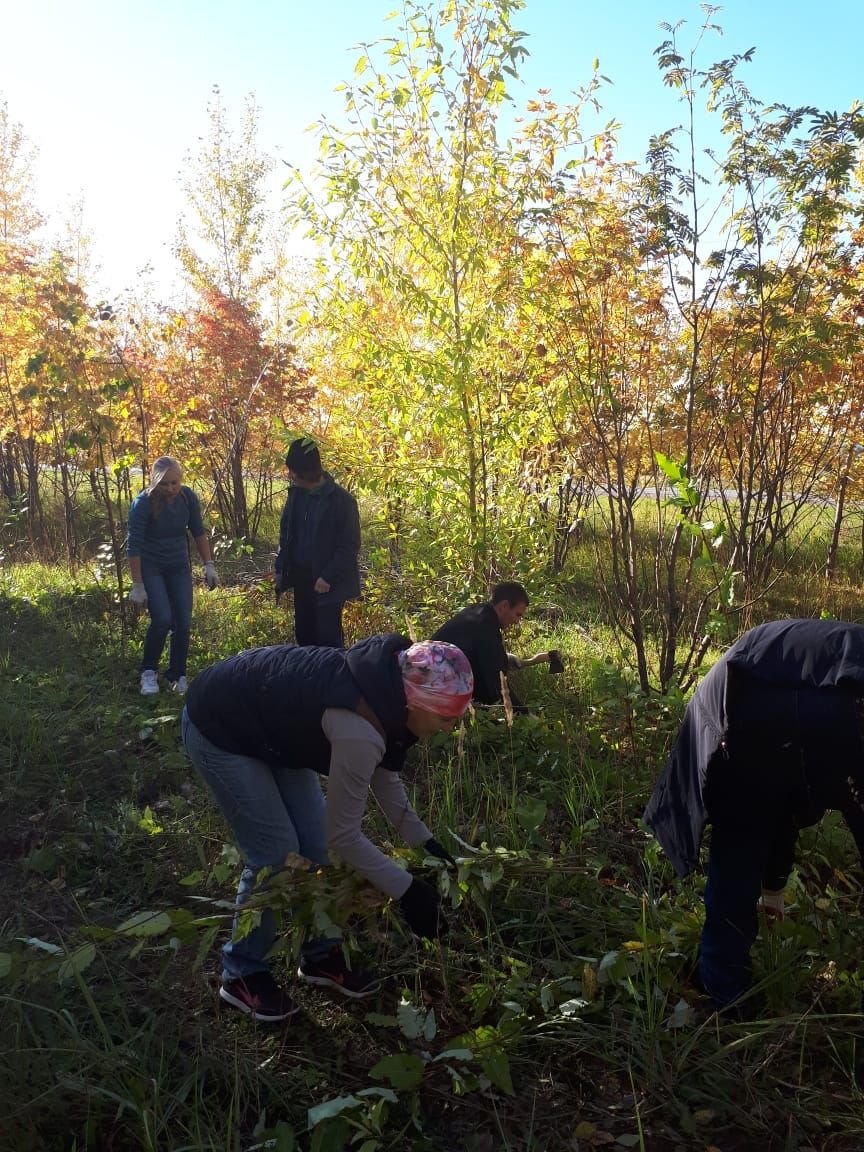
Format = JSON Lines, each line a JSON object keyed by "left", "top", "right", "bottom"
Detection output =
{"left": 219, "top": 972, "right": 299, "bottom": 1022}
{"left": 297, "top": 948, "right": 382, "bottom": 1000}
{"left": 140, "top": 670, "right": 159, "bottom": 695}
{"left": 169, "top": 675, "right": 188, "bottom": 694}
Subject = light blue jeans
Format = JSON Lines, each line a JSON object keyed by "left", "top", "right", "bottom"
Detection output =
{"left": 181, "top": 710, "right": 333, "bottom": 981}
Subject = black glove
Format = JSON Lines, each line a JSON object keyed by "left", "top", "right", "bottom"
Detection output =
{"left": 548, "top": 649, "right": 565, "bottom": 675}
{"left": 399, "top": 877, "right": 448, "bottom": 939}
{"left": 424, "top": 836, "right": 457, "bottom": 867}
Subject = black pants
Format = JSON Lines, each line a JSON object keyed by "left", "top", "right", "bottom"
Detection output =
{"left": 700, "top": 675, "right": 860, "bottom": 1005}
{"left": 293, "top": 579, "right": 345, "bottom": 648}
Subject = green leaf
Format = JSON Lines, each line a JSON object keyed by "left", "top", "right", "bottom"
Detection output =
{"left": 117, "top": 911, "right": 173, "bottom": 937}
{"left": 396, "top": 997, "right": 424, "bottom": 1039}
{"left": 422, "top": 1007, "right": 437, "bottom": 1042}
{"left": 138, "top": 806, "right": 163, "bottom": 835}
{"left": 365, "top": 1013, "right": 398, "bottom": 1028}
{"left": 368, "top": 1053, "right": 425, "bottom": 1090}
{"left": 666, "top": 997, "right": 692, "bottom": 1030}
{"left": 307, "top": 1095, "right": 362, "bottom": 1127}
{"left": 597, "top": 950, "right": 620, "bottom": 983}
{"left": 478, "top": 1047, "right": 513, "bottom": 1096}
{"left": 654, "top": 450, "right": 684, "bottom": 484}
{"left": 515, "top": 797, "right": 547, "bottom": 833}
{"left": 58, "top": 943, "right": 97, "bottom": 984}
{"left": 356, "top": 1088, "right": 397, "bottom": 1103}
{"left": 432, "top": 1048, "right": 473, "bottom": 1063}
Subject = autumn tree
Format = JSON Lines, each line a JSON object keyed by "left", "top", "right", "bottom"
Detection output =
{"left": 167, "top": 286, "right": 311, "bottom": 540}
{"left": 172, "top": 89, "right": 309, "bottom": 540}
{"left": 0, "top": 99, "right": 46, "bottom": 519}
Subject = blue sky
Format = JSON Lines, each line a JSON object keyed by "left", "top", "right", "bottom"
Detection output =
{"left": 3, "top": 0, "right": 862, "bottom": 297}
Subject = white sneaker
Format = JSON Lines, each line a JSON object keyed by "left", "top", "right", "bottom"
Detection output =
{"left": 169, "top": 675, "right": 188, "bottom": 695}
{"left": 140, "top": 670, "right": 159, "bottom": 695}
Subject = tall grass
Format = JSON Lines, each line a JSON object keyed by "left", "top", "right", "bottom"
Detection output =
{"left": 2, "top": 543, "right": 864, "bottom": 1150}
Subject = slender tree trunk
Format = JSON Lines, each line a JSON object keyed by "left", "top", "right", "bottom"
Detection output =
{"left": 826, "top": 446, "right": 853, "bottom": 578}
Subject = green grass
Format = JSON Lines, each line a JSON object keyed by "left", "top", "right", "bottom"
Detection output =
{"left": 2, "top": 559, "right": 864, "bottom": 1151}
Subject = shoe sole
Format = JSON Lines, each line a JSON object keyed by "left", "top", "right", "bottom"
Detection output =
{"left": 219, "top": 985, "right": 299, "bottom": 1021}
{"left": 297, "top": 969, "right": 381, "bottom": 1000}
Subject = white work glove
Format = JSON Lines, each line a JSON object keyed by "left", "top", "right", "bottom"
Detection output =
{"left": 204, "top": 563, "right": 219, "bottom": 590}
{"left": 759, "top": 887, "right": 785, "bottom": 922}
{"left": 128, "top": 582, "right": 148, "bottom": 607}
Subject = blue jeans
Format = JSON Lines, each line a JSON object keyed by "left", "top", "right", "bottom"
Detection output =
{"left": 141, "top": 563, "right": 193, "bottom": 680}
{"left": 181, "top": 710, "right": 333, "bottom": 981}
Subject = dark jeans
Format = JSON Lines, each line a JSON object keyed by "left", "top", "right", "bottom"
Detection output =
{"left": 293, "top": 576, "right": 345, "bottom": 648}
{"left": 699, "top": 677, "right": 861, "bottom": 1006}
{"left": 141, "top": 563, "right": 193, "bottom": 680}
{"left": 700, "top": 796, "right": 799, "bottom": 1006}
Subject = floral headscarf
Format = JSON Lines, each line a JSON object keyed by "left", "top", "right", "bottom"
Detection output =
{"left": 398, "top": 641, "right": 474, "bottom": 718}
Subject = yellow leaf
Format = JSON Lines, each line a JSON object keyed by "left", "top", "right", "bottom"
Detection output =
{"left": 582, "top": 963, "right": 599, "bottom": 1002}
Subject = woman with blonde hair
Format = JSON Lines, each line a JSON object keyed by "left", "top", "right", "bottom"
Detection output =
{"left": 127, "top": 456, "right": 217, "bottom": 695}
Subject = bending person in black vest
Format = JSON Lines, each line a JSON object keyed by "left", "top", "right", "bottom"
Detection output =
{"left": 275, "top": 437, "right": 361, "bottom": 648}
{"left": 644, "top": 619, "right": 864, "bottom": 1009}
{"left": 182, "top": 637, "right": 473, "bottom": 1022}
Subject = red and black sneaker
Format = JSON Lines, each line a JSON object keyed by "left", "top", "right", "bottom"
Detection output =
{"left": 297, "top": 948, "right": 381, "bottom": 1000}
{"left": 219, "top": 972, "right": 299, "bottom": 1022}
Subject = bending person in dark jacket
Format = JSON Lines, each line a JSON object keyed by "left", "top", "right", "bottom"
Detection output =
{"left": 182, "top": 637, "right": 473, "bottom": 1022}
{"left": 275, "top": 437, "right": 361, "bottom": 648}
{"left": 432, "top": 582, "right": 553, "bottom": 712}
{"left": 644, "top": 619, "right": 864, "bottom": 1008}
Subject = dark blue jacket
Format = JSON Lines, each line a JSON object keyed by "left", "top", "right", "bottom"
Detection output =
{"left": 127, "top": 485, "right": 204, "bottom": 569}
{"left": 274, "top": 473, "right": 361, "bottom": 604}
{"left": 185, "top": 634, "right": 416, "bottom": 773}
{"left": 644, "top": 620, "right": 864, "bottom": 876}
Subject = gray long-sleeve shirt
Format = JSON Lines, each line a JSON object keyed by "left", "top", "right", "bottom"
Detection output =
{"left": 322, "top": 708, "right": 432, "bottom": 898}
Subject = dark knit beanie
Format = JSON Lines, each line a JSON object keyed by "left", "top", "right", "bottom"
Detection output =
{"left": 285, "top": 437, "right": 322, "bottom": 477}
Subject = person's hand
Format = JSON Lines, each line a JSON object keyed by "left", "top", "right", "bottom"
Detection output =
{"left": 506, "top": 651, "right": 523, "bottom": 670}
{"left": 760, "top": 887, "right": 785, "bottom": 922}
{"left": 313, "top": 577, "right": 331, "bottom": 594}
{"left": 425, "top": 836, "right": 457, "bottom": 867}
{"left": 398, "top": 877, "right": 448, "bottom": 939}
{"left": 204, "top": 563, "right": 219, "bottom": 590}
{"left": 548, "top": 649, "right": 565, "bottom": 675}
{"left": 128, "top": 582, "right": 148, "bottom": 607}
